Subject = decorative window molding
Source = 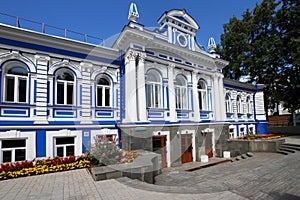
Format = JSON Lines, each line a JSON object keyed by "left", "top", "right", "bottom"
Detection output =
{"left": 2, "top": 61, "right": 29, "bottom": 103}
{"left": 198, "top": 80, "right": 207, "bottom": 110}
{"left": 225, "top": 93, "right": 231, "bottom": 113}
{"left": 236, "top": 95, "right": 243, "bottom": 114}
{"left": 55, "top": 68, "right": 75, "bottom": 105}
{"left": 146, "top": 69, "right": 162, "bottom": 108}
{"left": 175, "top": 75, "right": 187, "bottom": 109}
{"left": 46, "top": 129, "right": 82, "bottom": 158}
{"left": 0, "top": 130, "right": 36, "bottom": 164}
{"left": 96, "top": 75, "right": 112, "bottom": 107}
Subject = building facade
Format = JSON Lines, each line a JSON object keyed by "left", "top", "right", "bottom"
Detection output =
{"left": 0, "top": 4, "right": 267, "bottom": 167}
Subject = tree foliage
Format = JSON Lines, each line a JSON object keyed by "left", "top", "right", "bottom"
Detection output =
{"left": 219, "top": 0, "right": 300, "bottom": 116}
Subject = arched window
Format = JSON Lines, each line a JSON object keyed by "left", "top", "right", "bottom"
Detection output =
{"left": 236, "top": 95, "right": 242, "bottom": 114}
{"left": 246, "top": 96, "right": 252, "bottom": 114}
{"left": 55, "top": 69, "right": 75, "bottom": 105}
{"left": 96, "top": 75, "right": 111, "bottom": 107}
{"left": 3, "top": 61, "right": 28, "bottom": 103}
{"left": 175, "top": 75, "right": 187, "bottom": 109}
{"left": 198, "top": 80, "right": 207, "bottom": 110}
{"left": 146, "top": 70, "right": 162, "bottom": 108}
{"left": 225, "top": 94, "right": 231, "bottom": 113}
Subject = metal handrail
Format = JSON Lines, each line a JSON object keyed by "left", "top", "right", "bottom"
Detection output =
{"left": 0, "top": 12, "right": 104, "bottom": 45}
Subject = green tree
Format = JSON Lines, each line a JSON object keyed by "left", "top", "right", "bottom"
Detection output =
{"left": 219, "top": 0, "right": 300, "bottom": 123}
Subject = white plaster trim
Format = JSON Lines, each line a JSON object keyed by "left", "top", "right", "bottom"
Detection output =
{"left": 0, "top": 130, "right": 36, "bottom": 162}
{"left": 46, "top": 129, "right": 82, "bottom": 158}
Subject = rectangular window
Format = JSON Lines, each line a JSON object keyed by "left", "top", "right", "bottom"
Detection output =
{"left": 54, "top": 137, "right": 75, "bottom": 157}
{"left": 154, "top": 84, "right": 161, "bottom": 108}
{"left": 105, "top": 88, "right": 110, "bottom": 107}
{"left": 6, "top": 77, "right": 15, "bottom": 102}
{"left": 57, "top": 82, "right": 64, "bottom": 104}
{"left": 97, "top": 87, "right": 103, "bottom": 106}
{"left": 18, "top": 78, "right": 27, "bottom": 102}
{"left": 67, "top": 83, "right": 73, "bottom": 105}
{"left": 229, "top": 128, "right": 235, "bottom": 139}
{"left": 240, "top": 127, "right": 245, "bottom": 136}
{"left": 146, "top": 84, "right": 151, "bottom": 107}
{"left": 1, "top": 139, "right": 26, "bottom": 163}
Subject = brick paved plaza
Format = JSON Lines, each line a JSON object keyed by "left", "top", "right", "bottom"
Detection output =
{"left": 1, "top": 137, "right": 300, "bottom": 200}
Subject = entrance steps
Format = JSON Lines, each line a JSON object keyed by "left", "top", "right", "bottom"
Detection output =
{"left": 277, "top": 143, "right": 300, "bottom": 155}
{"left": 231, "top": 152, "right": 254, "bottom": 162}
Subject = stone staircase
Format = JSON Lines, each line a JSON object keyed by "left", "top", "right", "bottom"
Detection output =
{"left": 231, "top": 152, "right": 254, "bottom": 162}
{"left": 277, "top": 143, "right": 300, "bottom": 155}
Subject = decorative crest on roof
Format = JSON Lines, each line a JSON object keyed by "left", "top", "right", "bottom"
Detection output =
{"left": 208, "top": 37, "right": 217, "bottom": 53}
{"left": 128, "top": 3, "right": 139, "bottom": 22}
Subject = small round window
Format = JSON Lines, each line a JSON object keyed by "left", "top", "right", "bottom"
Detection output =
{"left": 177, "top": 34, "right": 187, "bottom": 47}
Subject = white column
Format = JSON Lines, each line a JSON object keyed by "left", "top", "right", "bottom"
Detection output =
{"left": 218, "top": 74, "right": 226, "bottom": 121}
{"left": 213, "top": 74, "right": 220, "bottom": 121}
{"left": 192, "top": 70, "right": 200, "bottom": 121}
{"left": 168, "top": 63, "right": 177, "bottom": 122}
{"left": 137, "top": 52, "right": 147, "bottom": 121}
{"left": 80, "top": 62, "right": 92, "bottom": 124}
{"left": 34, "top": 54, "right": 50, "bottom": 124}
{"left": 124, "top": 50, "right": 138, "bottom": 122}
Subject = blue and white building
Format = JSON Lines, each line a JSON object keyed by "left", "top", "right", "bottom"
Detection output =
{"left": 0, "top": 3, "right": 267, "bottom": 166}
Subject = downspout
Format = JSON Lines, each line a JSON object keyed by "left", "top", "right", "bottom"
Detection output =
{"left": 253, "top": 84, "right": 258, "bottom": 133}
{"left": 118, "top": 49, "right": 123, "bottom": 148}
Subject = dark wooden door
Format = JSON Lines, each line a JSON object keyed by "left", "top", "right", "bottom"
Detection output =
{"left": 153, "top": 136, "right": 167, "bottom": 168}
{"left": 204, "top": 132, "right": 213, "bottom": 158}
{"left": 181, "top": 134, "right": 193, "bottom": 163}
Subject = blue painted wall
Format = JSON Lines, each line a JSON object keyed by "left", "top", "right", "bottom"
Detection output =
{"left": 36, "top": 130, "right": 46, "bottom": 157}
{"left": 257, "top": 123, "right": 268, "bottom": 134}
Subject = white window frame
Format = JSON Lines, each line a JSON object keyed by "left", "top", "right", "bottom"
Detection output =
{"left": 96, "top": 77, "right": 111, "bottom": 107}
{"left": 239, "top": 125, "right": 246, "bottom": 137}
{"left": 246, "top": 96, "right": 253, "bottom": 114}
{"left": 46, "top": 130, "right": 82, "bottom": 158}
{"left": 54, "top": 137, "right": 75, "bottom": 158}
{"left": 175, "top": 76, "right": 187, "bottom": 109}
{"left": 3, "top": 67, "right": 28, "bottom": 103}
{"left": 198, "top": 80, "right": 207, "bottom": 111}
{"left": 91, "top": 129, "right": 118, "bottom": 147}
{"left": 146, "top": 70, "right": 162, "bottom": 109}
{"left": 0, "top": 139, "right": 26, "bottom": 163}
{"left": 146, "top": 82, "right": 162, "bottom": 108}
{"left": 55, "top": 69, "right": 75, "bottom": 106}
{"left": 0, "top": 130, "right": 35, "bottom": 164}
{"left": 225, "top": 94, "right": 231, "bottom": 113}
{"left": 236, "top": 95, "right": 243, "bottom": 114}
{"left": 248, "top": 124, "right": 256, "bottom": 135}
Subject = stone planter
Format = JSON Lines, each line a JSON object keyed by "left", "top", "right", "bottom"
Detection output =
{"left": 224, "top": 138, "right": 285, "bottom": 157}
{"left": 90, "top": 150, "right": 161, "bottom": 184}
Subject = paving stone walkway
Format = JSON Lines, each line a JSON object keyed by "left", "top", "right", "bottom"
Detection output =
{"left": 0, "top": 137, "right": 299, "bottom": 200}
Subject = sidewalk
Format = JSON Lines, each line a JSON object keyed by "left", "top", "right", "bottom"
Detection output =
{"left": 283, "top": 135, "right": 300, "bottom": 145}
{"left": 0, "top": 151, "right": 299, "bottom": 199}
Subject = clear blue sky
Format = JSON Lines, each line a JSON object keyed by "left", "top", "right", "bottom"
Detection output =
{"left": 1, "top": 0, "right": 261, "bottom": 50}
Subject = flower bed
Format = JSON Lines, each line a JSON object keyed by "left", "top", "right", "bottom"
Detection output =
{"left": 87, "top": 135, "right": 139, "bottom": 166}
{"left": 236, "top": 134, "right": 284, "bottom": 141}
{"left": 0, "top": 155, "right": 90, "bottom": 180}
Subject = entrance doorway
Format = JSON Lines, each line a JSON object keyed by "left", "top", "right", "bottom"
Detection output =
{"left": 181, "top": 134, "right": 193, "bottom": 163}
{"left": 204, "top": 132, "right": 213, "bottom": 158}
{"left": 152, "top": 136, "right": 167, "bottom": 168}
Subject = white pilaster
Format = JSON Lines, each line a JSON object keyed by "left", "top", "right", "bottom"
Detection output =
{"left": 80, "top": 62, "right": 93, "bottom": 124}
{"left": 218, "top": 74, "right": 226, "bottom": 121}
{"left": 168, "top": 63, "right": 177, "bottom": 122}
{"left": 213, "top": 74, "right": 220, "bottom": 121}
{"left": 34, "top": 54, "right": 50, "bottom": 124}
{"left": 192, "top": 70, "right": 200, "bottom": 121}
{"left": 137, "top": 52, "right": 147, "bottom": 121}
{"left": 124, "top": 50, "right": 138, "bottom": 122}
